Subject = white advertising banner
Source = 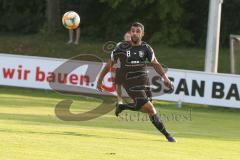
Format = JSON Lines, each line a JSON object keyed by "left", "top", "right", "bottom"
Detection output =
{"left": 0, "top": 53, "right": 239, "bottom": 108}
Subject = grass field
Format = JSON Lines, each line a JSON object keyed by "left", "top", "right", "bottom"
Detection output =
{"left": 0, "top": 87, "right": 240, "bottom": 160}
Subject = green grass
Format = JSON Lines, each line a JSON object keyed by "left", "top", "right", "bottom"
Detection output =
{"left": 0, "top": 33, "right": 231, "bottom": 73}
{"left": 0, "top": 87, "right": 240, "bottom": 160}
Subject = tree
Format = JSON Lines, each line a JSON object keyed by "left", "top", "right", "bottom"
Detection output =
{"left": 97, "top": 0, "right": 192, "bottom": 46}
{"left": 46, "top": 0, "right": 60, "bottom": 33}
{"left": 0, "top": 0, "right": 45, "bottom": 33}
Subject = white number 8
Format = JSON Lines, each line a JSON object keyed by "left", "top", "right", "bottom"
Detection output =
{"left": 127, "top": 51, "right": 130, "bottom": 57}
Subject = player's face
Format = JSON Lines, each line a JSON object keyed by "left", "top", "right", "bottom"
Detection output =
{"left": 130, "top": 26, "right": 144, "bottom": 43}
{"left": 124, "top": 33, "right": 131, "bottom": 42}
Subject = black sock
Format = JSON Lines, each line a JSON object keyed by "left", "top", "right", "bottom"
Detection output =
{"left": 149, "top": 114, "right": 170, "bottom": 137}
{"left": 118, "top": 103, "right": 136, "bottom": 111}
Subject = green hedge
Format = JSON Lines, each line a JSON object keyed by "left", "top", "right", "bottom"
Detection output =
{"left": 0, "top": 0, "right": 46, "bottom": 33}
{"left": 0, "top": 0, "right": 240, "bottom": 46}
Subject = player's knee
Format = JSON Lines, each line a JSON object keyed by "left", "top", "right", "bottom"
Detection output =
{"left": 149, "top": 103, "right": 157, "bottom": 115}
{"left": 148, "top": 107, "right": 156, "bottom": 116}
{"left": 142, "top": 102, "right": 156, "bottom": 115}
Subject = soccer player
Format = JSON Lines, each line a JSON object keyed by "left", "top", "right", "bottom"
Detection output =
{"left": 97, "top": 22, "right": 176, "bottom": 142}
{"left": 115, "top": 31, "right": 152, "bottom": 104}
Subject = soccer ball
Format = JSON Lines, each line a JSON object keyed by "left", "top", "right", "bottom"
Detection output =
{"left": 62, "top": 11, "right": 80, "bottom": 29}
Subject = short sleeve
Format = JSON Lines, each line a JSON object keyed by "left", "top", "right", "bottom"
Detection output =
{"left": 110, "top": 50, "right": 115, "bottom": 61}
{"left": 110, "top": 42, "right": 122, "bottom": 62}
{"left": 146, "top": 44, "right": 156, "bottom": 62}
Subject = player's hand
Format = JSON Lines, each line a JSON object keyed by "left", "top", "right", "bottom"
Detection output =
{"left": 164, "top": 79, "right": 174, "bottom": 93}
{"left": 164, "top": 79, "right": 174, "bottom": 90}
{"left": 96, "top": 81, "right": 103, "bottom": 92}
{"left": 162, "top": 74, "right": 174, "bottom": 90}
{"left": 164, "top": 79, "right": 171, "bottom": 88}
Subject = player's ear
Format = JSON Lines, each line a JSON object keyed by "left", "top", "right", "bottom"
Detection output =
{"left": 142, "top": 31, "right": 144, "bottom": 37}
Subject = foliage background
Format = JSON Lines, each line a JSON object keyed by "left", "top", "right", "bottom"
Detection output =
{"left": 0, "top": 0, "right": 239, "bottom": 47}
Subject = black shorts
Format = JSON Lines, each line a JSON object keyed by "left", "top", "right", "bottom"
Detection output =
{"left": 122, "top": 74, "right": 151, "bottom": 110}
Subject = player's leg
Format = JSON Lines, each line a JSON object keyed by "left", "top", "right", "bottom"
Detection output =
{"left": 115, "top": 80, "right": 149, "bottom": 116}
{"left": 146, "top": 77, "right": 152, "bottom": 101}
{"left": 115, "top": 99, "right": 136, "bottom": 116}
{"left": 74, "top": 27, "right": 80, "bottom": 45}
{"left": 115, "top": 80, "right": 144, "bottom": 116}
{"left": 140, "top": 101, "right": 176, "bottom": 142}
{"left": 116, "top": 84, "right": 123, "bottom": 104}
{"left": 67, "top": 29, "right": 73, "bottom": 44}
{"left": 115, "top": 68, "right": 124, "bottom": 104}
{"left": 116, "top": 98, "right": 176, "bottom": 142}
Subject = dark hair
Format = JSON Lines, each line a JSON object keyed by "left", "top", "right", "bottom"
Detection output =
{"left": 131, "top": 22, "right": 144, "bottom": 32}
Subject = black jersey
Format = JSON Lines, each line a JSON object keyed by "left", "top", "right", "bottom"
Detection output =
{"left": 110, "top": 41, "right": 155, "bottom": 109}
{"left": 110, "top": 41, "right": 155, "bottom": 80}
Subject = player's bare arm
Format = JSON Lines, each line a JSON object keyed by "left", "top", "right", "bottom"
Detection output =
{"left": 151, "top": 58, "right": 172, "bottom": 88}
{"left": 97, "top": 59, "right": 115, "bottom": 91}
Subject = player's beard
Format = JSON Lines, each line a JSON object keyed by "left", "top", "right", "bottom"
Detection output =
{"left": 131, "top": 36, "right": 141, "bottom": 45}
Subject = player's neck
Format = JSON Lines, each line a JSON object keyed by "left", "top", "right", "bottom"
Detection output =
{"left": 131, "top": 40, "right": 142, "bottom": 46}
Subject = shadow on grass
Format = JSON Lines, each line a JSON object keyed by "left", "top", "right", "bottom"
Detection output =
{"left": 0, "top": 128, "right": 166, "bottom": 142}
{"left": 0, "top": 112, "right": 240, "bottom": 141}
